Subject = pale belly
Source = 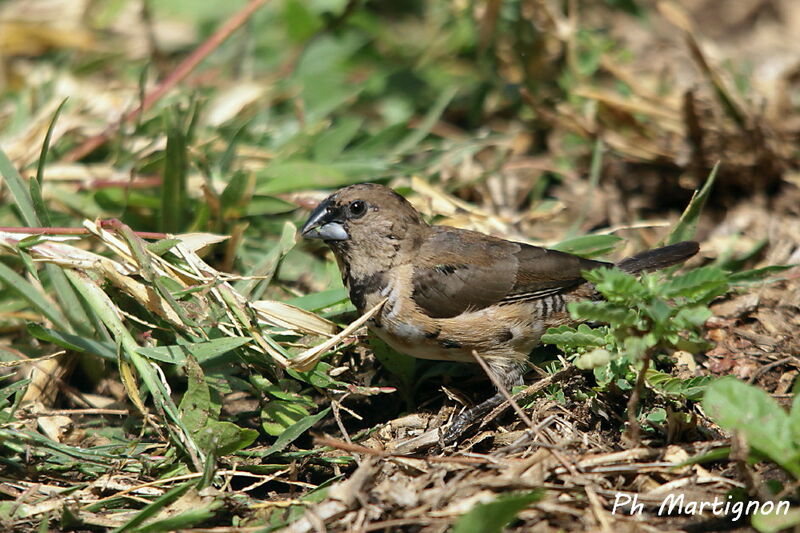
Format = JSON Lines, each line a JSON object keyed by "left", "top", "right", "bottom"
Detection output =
{"left": 368, "top": 304, "right": 548, "bottom": 364}
{"left": 369, "top": 321, "right": 477, "bottom": 363}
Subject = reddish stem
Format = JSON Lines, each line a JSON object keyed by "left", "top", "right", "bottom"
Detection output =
{"left": 64, "top": 0, "right": 272, "bottom": 162}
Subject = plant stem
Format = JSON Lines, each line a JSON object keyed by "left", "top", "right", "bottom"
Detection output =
{"left": 626, "top": 351, "right": 651, "bottom": 446}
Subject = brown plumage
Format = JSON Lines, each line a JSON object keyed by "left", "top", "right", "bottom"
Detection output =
{"left": 301, "top": 183, "right": 699, "bottom": 442}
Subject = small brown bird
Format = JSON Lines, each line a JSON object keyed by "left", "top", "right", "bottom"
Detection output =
{"left": 301, "top": 183, "right": 699, "bottom": 442}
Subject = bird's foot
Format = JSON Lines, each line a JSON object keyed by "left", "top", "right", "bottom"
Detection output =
{"left": 441, "top": 391, "right": 506, "bottom": 445}
{"left": 441, "top": 412, "right": 471, "bottom": 444}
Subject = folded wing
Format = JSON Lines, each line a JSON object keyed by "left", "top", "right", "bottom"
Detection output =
{"left": 411, "top": 227, "right": 610, "bottom": 319}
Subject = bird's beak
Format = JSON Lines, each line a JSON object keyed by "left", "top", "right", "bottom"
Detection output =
{"left": 300, "top": 198, "right": 349, "bottom": 241}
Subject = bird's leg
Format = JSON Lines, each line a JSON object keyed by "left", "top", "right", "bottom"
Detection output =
{"left": 442, "top": 359, "right": 527, "bottom": 444}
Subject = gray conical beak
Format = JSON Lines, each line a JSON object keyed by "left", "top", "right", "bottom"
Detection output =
{"left": 301, "top": 198, "right": 349, "bottom": 241}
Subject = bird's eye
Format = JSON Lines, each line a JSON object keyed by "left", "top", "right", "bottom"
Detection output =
{"left": 348, "top": 200, "right": 367, "bottom": 218}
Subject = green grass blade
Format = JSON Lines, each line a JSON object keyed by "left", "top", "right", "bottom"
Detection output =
{"left": 65, "top": 269, "right": 203, "bottom": 467}
{"left": 112, "top": 482, "right": 194, "bottom": 533}
{"left": 28, "top": 324, "right": 116, "bottom": 359}
{"left": 0, "top": 262, "right": 68, "bottom": 326}
{"left": 569, "top": 137, "right": 604, "bottom": 235}
{"left": 235, "top": 221, "right": 297, "bottom": 299}
{"left": 35, "top": 98, "right": 68, "bottom": 186}
{"left": 28, "top": 178, "right": 51, "bottom": 227}
{"left": 0, "top": 147, "right": 39, "bottom": 226}
{"left": 160, "top": 113, "right": 188, "bottom": 233}
{"left": 265, "top": 407, "right": 331, "bottom": 455}
{"left": 137, "top": 502, "right": 221, "bottom": 532}
{"left": 45, "top": 265, "right": 96, "bottom": 336}
{"left": 668, "top": 162, "right": 718, "bottom": 244}
{"left": 390, "top": 85, "right": 458, "bottom": 157}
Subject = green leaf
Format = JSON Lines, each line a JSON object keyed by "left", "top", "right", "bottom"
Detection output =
{"left": 256, "top": 160, "right": 364, "bottom": 195}
{"left": 662, "top": 266, "right": 728, "bottom": 303}
{"left": 179, "top": 357, "right": 214, "bottom": 432}
{"left": 137, "top": 337, "right": 250, "bottom": 365}
{"left": 567, "top": 301, "right": 637, "bottom": 326}
{"left": 668, "top": 162, "right": 717, "bottom": 244}
{"left": 643, "top": 299, "right": 671, "bottom": 325}
{"left": 287, "top": 288, "right": 349, "bottom": 311}
{"left": 313, "top": 117, "right": 363, "bottom": 161}
{"left": 390, "top": 85, "right": 457, "bottom": 156}
{"left": 552, "top": 234, "right": 622, "bottom": 258}
{"left": 751, "top": 505, "right": 800, "bottom": 533}
{"left": 541, "top": 324, "right": 607, "bottom": 351}
{"left": 219, "top": 170, "right": 249, "bottom": 213}
{"left": 0, "top": 379, "right": 30, "bottom": 411}
{"left": 451, "top": 490, "right": 542, "bottom": 533}
{"left": 623, "top": 336, "right": 654, "bottom": 360}
{"left": 197, "top": 421, "right": 258, "bottom": 457}
{"left": 244, "top": 196, "right": 298, "bottom": 216}
{"left": 370, "top": 336, "right": 416, "bottom": 389}
{"left": 646, "top": 407, "right": 667, "bottom": 423}
{"left": 703, "top": 378, "right": 800, "bottom": 478}
{"left": 235, "top": 220, "right": 297, "bottom": 298}
{"left": 261, "top": 401, "right": 311, "bottom": 436}
{"left": 729, "top": 265, "right": 793, "bottom": 284}
{"left": 790, "top": 393, "right": 800, "bottom": 449}
{"left": 582, "top": 267, "right": 646, "bottom": 302}
{"left": 179, "top": 357, "right": 257, "bottom": 456}
{"left": 66, "top": 270, "right": 201, "bottom": 463}
{"left": 28, "top": 177, "right": 51, "bottom": 227}
{"left": 646, "top": 369, "right": 713, "bottom": 401}
{"left": 672, "top": 306, "right": 712, "bottom": 329}
{"left": 574, "top": 348, "right": 612, "bottom": 369}
{"left": 146, "top": 239, "right": 181, "bottom": 256}
{"left": 264, "top": 407, "right": 331, "bottom": 455}
{"left": 283, "top": 0, "right": 323, "bottom": 42}
{"left": 35, "top": 98, "right": 69, "bottom": 189}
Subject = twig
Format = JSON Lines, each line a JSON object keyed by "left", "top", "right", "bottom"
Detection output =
{"left": 481, "top": 364, "right": 580, "bottom": 427}
{"left": 471, "top": 353, "right": 583, "bottom": 476}
{"left": 64, "top": 0, "right": 272, "bottom": 162}
{"left": 471, "top": 351, "right": 535, "bottom": 430}
{"left": 363, "top": 518, "right": 450, "bottom": 531}
{"left": 315, "top": 436, "right": 491, "bottom": 465}
{"left": 747, "top": 356, "right": 795, "bottom": 384}
{"left": 35, "top": 408, "right": 129, "bottom": 416}
{"left": 585, "top": 485, "right": 613, "bottom": 533}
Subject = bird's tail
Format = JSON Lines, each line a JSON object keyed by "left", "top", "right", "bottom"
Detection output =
{"left": 616, "top": 241, "right": 699, "bottom": 274}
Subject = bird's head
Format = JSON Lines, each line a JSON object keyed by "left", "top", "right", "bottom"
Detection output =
{"left": 301, "top": 183, "right": 426, "bottom": 271}
{"left": 301, "top": 183, "right": 425, "bottom": 244}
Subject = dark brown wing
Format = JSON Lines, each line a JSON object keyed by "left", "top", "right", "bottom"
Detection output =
{"left": 411, "top": 227, "right": 610, "bottom": 319}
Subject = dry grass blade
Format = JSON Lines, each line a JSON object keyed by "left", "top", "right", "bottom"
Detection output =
{"left": 251, "top": 300, "right": 339, "bottom": 337}
{"left": 288, "top": 298, "right": 388, "bottom": 371}
{"left": 0, "top": 350, "right": 66, "bottom": 367}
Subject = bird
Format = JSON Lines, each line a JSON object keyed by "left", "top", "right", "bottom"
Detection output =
{"left": 300, "top": 183, "right": 699, "bottom": 443}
